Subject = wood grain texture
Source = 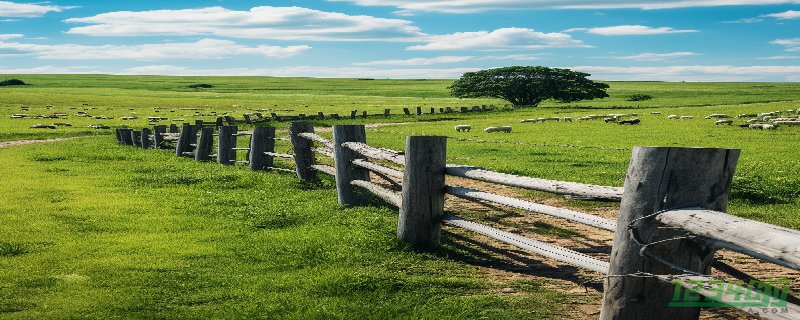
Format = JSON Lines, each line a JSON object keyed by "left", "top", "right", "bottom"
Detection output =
{"left": 397, "top": 136, "right": 447, "bottom": 247}
{"left": 600, "top": 147, "right": 740, "bottom": 320}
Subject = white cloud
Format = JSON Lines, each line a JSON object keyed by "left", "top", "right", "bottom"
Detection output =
{"left": 762, "top": 10, "right": 800, "bottom": 19}
{"left": 611, "top": 52, "right": 700, "bottom": 61}
{"left": 329, "top": 0, "right": 800, "bottom": 13}
{"left": 124, "top": 65, "right": 481, "bottom": 79}
{"left": 0, "top": 33, "right": 23, "bottom": 40}
{"left": 407, "top": 28, "right": 588, "bottom": 51}
{"left": 483, "top": 54, "right": 541, "bottom": 61}
{"left": 0, "top": 38, "right": 310, "bottom": 60}
{"left": 0, "top": 1, "right": 72, "bottom": 18}
{"left": 0, "top": 65, "right": 103, "bottom": 74}
{"left": 65, "top": 6, "right": 425, "bottom": 41}
{"left": 354, "top": 56, "right": 474, "bottom": 66}
{"left": 572, "top": 65, "right": 800, "bottom": 81}
{"left": 771, "top": 38, "right": 800, "bottom": 51}
{"left": 757, "top": 55, "right": 800, "bottom": 60}
{"left": 565, "top": 25, "right": 698, "bottom": 36}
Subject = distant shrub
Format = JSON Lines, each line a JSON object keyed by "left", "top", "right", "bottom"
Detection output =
{"left": 0, "top": 79, "right": 26, "bottom": 86}
{"left": 356, "top": 78, "right": 375, "bottom": 81}
{"left": 188, "top": 83, "right": 214, "bottom": 89}
{"left": 627, "top": 94, "right": 653, "bottom": 101}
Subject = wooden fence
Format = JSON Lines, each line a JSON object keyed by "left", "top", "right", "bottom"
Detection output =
{"left": 115, "top": 122, "right": 800, "bottom": 320}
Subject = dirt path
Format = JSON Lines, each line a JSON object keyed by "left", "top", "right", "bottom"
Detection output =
{"left": 0, "top": 137, "right": 82, "bottom": 148}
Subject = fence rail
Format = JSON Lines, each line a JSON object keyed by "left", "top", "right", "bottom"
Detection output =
{"left": 116, "top": 121, "right": 800, "bottom": 320}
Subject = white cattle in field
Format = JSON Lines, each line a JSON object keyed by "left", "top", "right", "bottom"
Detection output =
{"left": 455, "top": 125, "right": 472, "bottom": 132}
{"left": 715, "top": 120, "right": 733, "bottom": 125}
{"left": 484, "top": 126, "right": 512, "bottom": 133}
{"left": 668, "top": 115, "right": 679, "bottom": 119}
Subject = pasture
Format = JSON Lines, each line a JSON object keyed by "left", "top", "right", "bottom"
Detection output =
{"left": 1, "top": 75, "right": 799, "bottom": 319}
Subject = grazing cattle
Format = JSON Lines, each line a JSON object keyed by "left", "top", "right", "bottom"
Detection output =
{"left": 715, "top": 120, "right": 734, "bottom": 125}
{"left": 651, "top": 112, "right": 662, "bottom": 115}
{"left": 455, "top": 125, "right": 472, "bottom": 132}
{"left": 484, "top": 126, "right": 512, "bottom": 133}
{"left": 668, "top": 115, "right": 679, "bottom": 119}
{"left": 705, "top": 114, "right": 730, "bottom": 119}
{"left": 680, "top": 116, "right": 694, "bottom": 120}
{"left": 31, "top": 124, "right": 56, "bottom": 129}
{"left": 737, "top": 114, "right": 758, "bottom": 118}
{"left": 618, "top": 119, "right": 641, "bottom": 125}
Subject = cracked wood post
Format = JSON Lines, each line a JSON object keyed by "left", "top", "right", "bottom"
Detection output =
{"left": 153, "top": 125, "right": 166, "bottom": 149}
{"left": 120, "top": 129, "right": 133, "bottom": 145}
{"left": 217, "top": 125, "right": 237, "bottom": 165}
{"left": 130, "top": 130, "right": 141, "bottom": 148}
{"left": 600, "top": 147, "right": 740, "bottom": 320}
{"left": 397, "top": 136, "right": 447, "bottom": 247}
{"left": 333, "top": 125, "right": 369, "bottom": 205}
{"left": 169, "top": 124, "right": 178, "bottom": 133}
{"left": 175, "top": 124, "right": 195, "bottom": 157}
{"left": 249, "top": 126, "right": 275, "bottom": 171}
{"left": 114, "top": 129, "right": 122, "bottom": 144}
{"left": 194, "top": 127, "right": 214, "bottom": 162}
{"left": 140, "top": 128, "right": 152, "bottom": 149}
{"left": 290, "top": 122, "right": 317, "bottom": 181}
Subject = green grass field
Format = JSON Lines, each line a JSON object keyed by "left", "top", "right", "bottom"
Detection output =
{"left": 1, "top": 75, "right": 798, "bottom": 318}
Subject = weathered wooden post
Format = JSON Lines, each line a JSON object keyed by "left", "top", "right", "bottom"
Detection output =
{"left": 333, "top": 125, "right": 369, "bottom": 205}
{"left": 350, "top": 110, "right": 357, "bottom": 119}
{"left": 362, "top": 111, "right": 368, "bottom": 118}
{"left": 249, "top": 126, "right": 275, "bottom": 171}
{"left": 460, "top": 106, "right": 469, "bottom": 113}
{"left": 175, "top": 124, "right": 194, "bottom": 157}
{"left": 397, "top": 136, "right": 447, "bottom": 247}
{"left": 600, "top": 147, "right": 740, "bottom": 320}
{"left": 120, "top": 129, "right": 134, "bottom": 145}
{"left": 384, "top": 109, "right": 390, "bottom": 116}
{"left": 153, "top": 125, "right": 166, "bottom": 149}
{"left": 169, "top": 124, "right": 178, "bottom": 133}
{"left": 130, "top": 130, "right": 142, "bottom": 148}
{"left": 194, "top": 127, "right": 214, "bottom": 161}
{"left": 403, "top": 108, "right": 411, "bottom": 115}
{"left": 416, "top": 106, "right": 422, "bottom": 115}
{"left": 218, "top": 125, "right": 237, "bottom": 165}
{"left": 140, "top": 128, "right": 152, "bottom": 149}
{"left": 290, "top": 122, "right": 317, "bottom": 181}
{"left": 114, "top": 129, "right": 122, "bottom": 144}
{"left": 215, "top": 117, "right": 224, "bottom": 127}
{"left": 317, "top": 112, "right": 325, "bottom": 120}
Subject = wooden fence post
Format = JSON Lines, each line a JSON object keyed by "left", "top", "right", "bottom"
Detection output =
{"left": 290, "top": 122, "right": 317, "bottom": 181}
{"left": 140, "top": 128, "right": 152, "bottom": 149}
{"left": 249, "top": 126, "right": 275, "bottom": 171}
{"left": 333, "top": 125, "right": 369, "bottom": 205}
{"left": 600, "top": 147, "right": 740, "bottom": 320}
{"left": 169, "top": 124, "right": 178, "bottom": 133}
{"left": 175, "top": 124, "right": 195, "bottom": 157}
{"left": 120, "top": 129, "right": 134, "bottom": 145}
{"left": 130, "top": 130, "right": 141, "bottom": 148}
{"left": 218, "top": 125, "right": 237, "bottom": 165}
{"left": 153, "top": 125, "right": 166, "bottom": 149}
{"left": 397, "top": 136, "right": 447, "bottom": 247}
{"left": 194, "top": 127, "right": 214, "bottom": 161}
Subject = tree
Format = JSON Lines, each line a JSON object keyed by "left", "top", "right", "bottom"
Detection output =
{"left": 0, "top": 79, "right": 26, "bottom": 86}
{"left": 449, "top": 66, "right": 609, "bottom": 107}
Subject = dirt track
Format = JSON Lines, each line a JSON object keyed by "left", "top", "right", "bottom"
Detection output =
{"left": 0, "top": 137, "right": 81, "bottom": 148}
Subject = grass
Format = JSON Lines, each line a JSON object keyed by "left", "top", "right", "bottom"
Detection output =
{"left": 0, "top": 138, "right": 566, "bottom": 319}
{"left": 1, "top": 74, "right": 799, "bottom": 318}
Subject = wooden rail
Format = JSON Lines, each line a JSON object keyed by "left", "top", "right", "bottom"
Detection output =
{"left": 118, "top": 122, "right": 800, "bottom": 320}
{"left": 657, "top": 208, "right": 800, "bottom": 270}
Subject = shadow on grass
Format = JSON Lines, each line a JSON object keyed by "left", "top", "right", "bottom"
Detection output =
{"left": 436, "top": 231, "right": 603, "bottom": 292}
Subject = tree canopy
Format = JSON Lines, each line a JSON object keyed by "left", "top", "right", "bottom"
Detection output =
{"left": 0, "top": 79, "right": 26, "bottom": 86}
{"left": 449, "top": 66, "right": 609, "bottom": 107}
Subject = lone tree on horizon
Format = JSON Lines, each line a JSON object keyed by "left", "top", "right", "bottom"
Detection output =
{"left": 449, "top": 66, "right": 609, "bottom": 107}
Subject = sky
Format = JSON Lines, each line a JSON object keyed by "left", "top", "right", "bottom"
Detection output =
{"left": 0, "top": 0, "right": 799, "bottom": 81}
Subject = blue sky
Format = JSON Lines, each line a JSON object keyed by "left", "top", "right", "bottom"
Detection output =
{"left": 0, "top": 0, "right": 799, "bottom": 81}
